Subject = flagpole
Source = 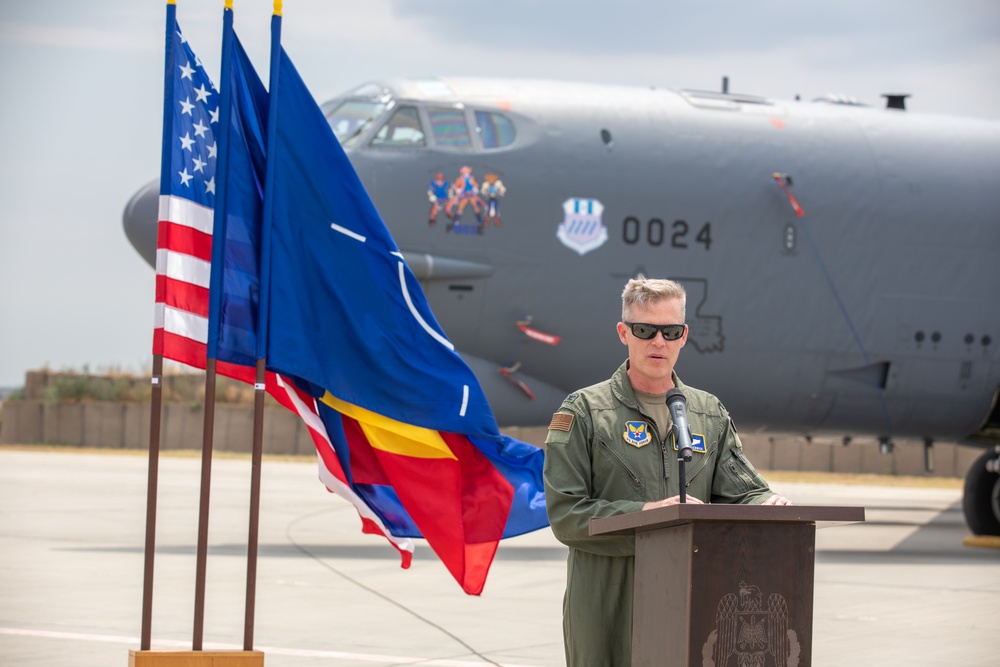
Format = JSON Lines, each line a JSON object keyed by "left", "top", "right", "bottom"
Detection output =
{"left": 244, "top": 357, "right": 266, "bottom": 650}
{"left": 141, "top": 355, "right": 164, "bottom": 652}
{"left": 243, "top": 1, "right": 283, "bottom": 649}
{"left": 191, "top": 0, "right": 237, "bottom": 651}
{"left": 140, "top": 0, "right": 178, "bottom": 651}
{"left": 191, "top": 359, "right": 216, "bottom": 651}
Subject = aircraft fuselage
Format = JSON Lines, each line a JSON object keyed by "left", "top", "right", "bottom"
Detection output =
{"left": 334, "top": 79, "right": 1000, "bottom": 442}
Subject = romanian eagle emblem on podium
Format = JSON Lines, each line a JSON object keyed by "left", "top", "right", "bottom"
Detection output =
{"left": 702, "top": 581, "right": 801, "bottom": 667}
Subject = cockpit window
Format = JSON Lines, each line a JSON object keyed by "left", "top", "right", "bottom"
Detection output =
{"left": 370, "top": 106, "right": 425, "bottom": 147}
{"left": 475, "top": 111, "right": 516, "bottom": 149}
{"left": 325, "top": 100, "right": 387, "bottom": 146}
{"left": 428, "top": 106, "right": 473, "bottom": 150}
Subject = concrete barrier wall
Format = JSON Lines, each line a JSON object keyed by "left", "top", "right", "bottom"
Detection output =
{"left": 0, "top": 401, "right": 979, "bottom": 479}
{"left": 0, "top": 400, "right": 313, "bottom": 455}
{"left": 738, "top": 432, "right": 980, "bottom": 479}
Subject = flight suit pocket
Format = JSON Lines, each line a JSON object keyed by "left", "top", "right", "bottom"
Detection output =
{"left": 720, "top": 450, "right": 756, "bottom": 494}
{"left": 596, "top": 439, "right": 645, "bottom": 495}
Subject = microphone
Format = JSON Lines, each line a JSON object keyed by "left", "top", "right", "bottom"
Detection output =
{"left": 666, "top": 389, "right": 693, "bottom": 463}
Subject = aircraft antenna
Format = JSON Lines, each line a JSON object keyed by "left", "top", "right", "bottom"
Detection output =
{"left": 882, "top": 93, "right": 909, "bottom": 110}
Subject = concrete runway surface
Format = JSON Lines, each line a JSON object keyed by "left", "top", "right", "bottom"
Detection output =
{"left": 0, "top": 447, "right": 996, "bottom": 666}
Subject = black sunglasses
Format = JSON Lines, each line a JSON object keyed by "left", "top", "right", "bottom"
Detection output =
{"left": 624, "top": 322, "right": 686, "bottom": 341}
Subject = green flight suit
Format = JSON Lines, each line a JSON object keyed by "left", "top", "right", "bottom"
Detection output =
{"left": 544, "top": 362, "right": 774, "bottom": 667}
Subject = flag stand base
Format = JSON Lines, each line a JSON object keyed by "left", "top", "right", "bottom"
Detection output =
{"left": 129, "top": 649, "right": 264, "bottom": 666}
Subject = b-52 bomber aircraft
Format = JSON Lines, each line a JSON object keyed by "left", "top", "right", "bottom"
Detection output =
{"left": 124, "top": 76, "right": 1000, "bottom": 536}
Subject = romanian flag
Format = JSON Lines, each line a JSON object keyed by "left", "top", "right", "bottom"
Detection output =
{"left": 258, "top": 16, "right": 547, "bottom": 595}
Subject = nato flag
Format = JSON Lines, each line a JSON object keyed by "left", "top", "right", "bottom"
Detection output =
{"left": 262, "top": 50, "right": 502, "bottom": 440}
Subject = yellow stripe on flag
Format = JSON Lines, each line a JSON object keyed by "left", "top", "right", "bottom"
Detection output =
{"left": 321, "top": 392, "right": 457, "bottom": 460}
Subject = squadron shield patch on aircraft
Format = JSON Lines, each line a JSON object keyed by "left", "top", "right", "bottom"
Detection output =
{"left": 557, "top": 197, "right": 608, "bottom": 255}
{"left": 125, "top": 75, "right": 1000, "bottom": 537}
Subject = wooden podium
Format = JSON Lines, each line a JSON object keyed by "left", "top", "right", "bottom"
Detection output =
{"left": 591, "top": 504, "right": 864, "bottom": 667}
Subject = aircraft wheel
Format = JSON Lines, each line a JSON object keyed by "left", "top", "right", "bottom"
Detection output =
{"left": 962, "top": 449, "right": 1000, "bottom": 536}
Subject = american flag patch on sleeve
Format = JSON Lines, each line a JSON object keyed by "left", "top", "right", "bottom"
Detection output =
{"left": 548, "top": 413, "right": 574, "bottom": 432}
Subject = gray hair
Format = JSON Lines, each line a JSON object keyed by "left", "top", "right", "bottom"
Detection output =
{"left": 621, "top": 276, "right": 686, "bottom": 321}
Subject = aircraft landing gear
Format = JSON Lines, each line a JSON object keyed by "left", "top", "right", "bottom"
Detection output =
{"left": 962, "top": 447, "right": 1000, "bottom": 536}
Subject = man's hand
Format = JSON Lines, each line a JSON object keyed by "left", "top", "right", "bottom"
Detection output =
{"left": 642, "top": 495, "right": 704, "bottom": 510}
{"left": 762, "top": 494, "right": 793, "bottom": 506}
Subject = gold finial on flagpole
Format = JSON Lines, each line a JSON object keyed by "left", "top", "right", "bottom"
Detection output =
{"left": 274, "top": 1, "right": 282, "bottom": 16}
{"left": 225, "top": 0, "right": 234, "bottom": 9}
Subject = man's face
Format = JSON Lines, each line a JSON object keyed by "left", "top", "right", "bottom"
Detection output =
{"left": 617, "top": 297, "right": 688, "bottom": 391}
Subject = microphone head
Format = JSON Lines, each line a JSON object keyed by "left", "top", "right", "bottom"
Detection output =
{"left": 665, "top": 388, "right": 686, "bottom": 407}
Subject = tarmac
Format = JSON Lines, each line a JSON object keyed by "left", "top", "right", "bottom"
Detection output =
{"left": 0, "top": 447, "right": 997, "bottom": 667}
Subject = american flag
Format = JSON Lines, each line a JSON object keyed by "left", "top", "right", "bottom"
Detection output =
{"left": 153, "top": 26, "right": 217, "bottom": 365}
{"left": 153, "top": 22, "right": 415, "bottom": 565}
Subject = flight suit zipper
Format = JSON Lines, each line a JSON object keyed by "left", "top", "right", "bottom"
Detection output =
{"left": 684, "top": 448, "right": 714, "bottom": 488}
{"left": 632, "top": 405, "right": 670, "bottom": 498}
{"left": 597, "top": 439, "right": 644, "bottom": 491}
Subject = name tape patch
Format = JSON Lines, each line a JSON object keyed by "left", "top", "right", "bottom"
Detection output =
{"left": 671, "top": 433, "right": 707, "bottom": 453}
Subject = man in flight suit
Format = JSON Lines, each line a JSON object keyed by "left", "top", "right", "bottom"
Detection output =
{"left": 543, "top": 276, "right": 791, "bottom": 666}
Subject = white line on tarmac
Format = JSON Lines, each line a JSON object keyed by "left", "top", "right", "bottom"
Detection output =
{"left": 0, "top": 627, "right": 546, "bottom": 667}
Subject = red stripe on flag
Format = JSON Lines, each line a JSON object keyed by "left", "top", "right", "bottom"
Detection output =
{"left": 215, "top": 359, "right": 257, "bottom": 386}
{"left": 361, "top": 517, "right": 413, "bottom": 569}
{"left": 155, "top": 275, "right": 210, "bottom": 318}
{"left": 152, "top": 327, "right": 164, "bottom": 356}
{"left": 298, "top": 406, "right": 414, "bottom": 566}
{"left": 157, "top": 220, "right": 213, "bottom": 261}
{"left": 159, "top": 330, "right": 207, "bottom": 370}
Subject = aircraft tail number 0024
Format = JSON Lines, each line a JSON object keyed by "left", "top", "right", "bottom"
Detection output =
{"left": 622, "top": 217, "right": 712, "bottom": 250}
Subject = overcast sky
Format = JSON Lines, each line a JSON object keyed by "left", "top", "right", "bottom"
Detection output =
{"left": 0, "top": 0, "right": 997, "bottom": 388}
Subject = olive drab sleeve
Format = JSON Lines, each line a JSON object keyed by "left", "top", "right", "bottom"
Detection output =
{"left": 710, "top": 404, "right": 774, "bottom": 504}
{"left": 543, "top": 397, "right": 646, "bottom": 557}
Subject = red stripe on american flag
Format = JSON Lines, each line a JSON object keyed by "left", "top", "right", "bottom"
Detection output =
{"left": 152, "top": 327, "right": 164, "bottom": 356}
{"left": 158, "top": 330, "right": 207, "bottom": 370}
{"left": 155, "top": 275, "right": 210, "bottom": 318}
{"left": 157, "top": 220, "right": 212, "bottom": 261}
{"left": 362, "top": 517, "right": 413, "bottom": 568}
{"left": 274, "top": 381, "right": 415, "bottom": 564}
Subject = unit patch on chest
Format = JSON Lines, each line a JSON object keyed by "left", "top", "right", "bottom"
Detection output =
{"left": 670, "top": 432, "right": 707, "bottom": 453}
{"left": 623, "top": 421, "right": 653, "bottom": 448}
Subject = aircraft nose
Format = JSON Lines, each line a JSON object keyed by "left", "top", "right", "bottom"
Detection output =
{"left": 122, "top": 179, "right": 159, "bottom": 269}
